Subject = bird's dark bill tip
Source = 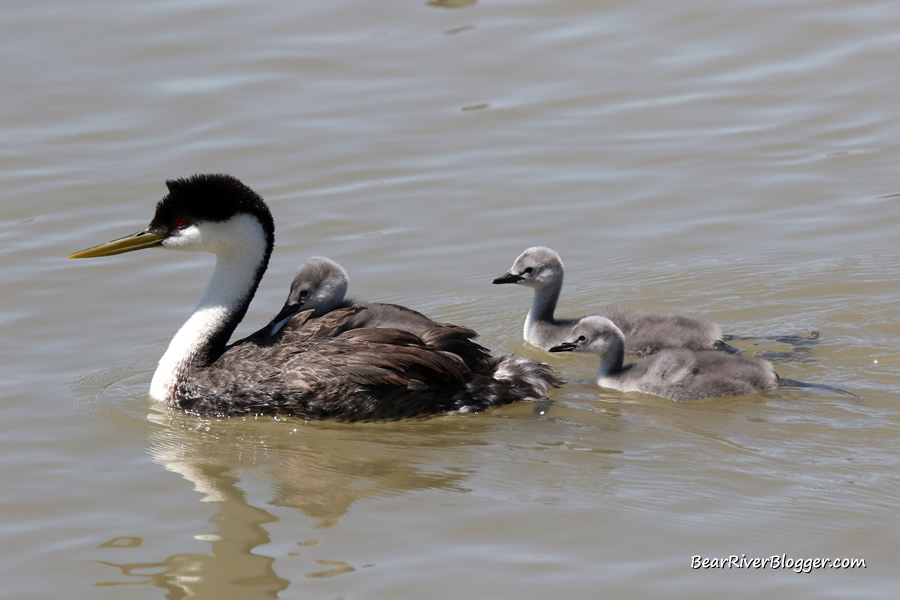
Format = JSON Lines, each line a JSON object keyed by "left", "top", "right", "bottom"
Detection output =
{"left": 491, "top": 273, "right": 523, "bottom": 284}
{"left": 548, "top": 343, "right": 576, "bottom": 353}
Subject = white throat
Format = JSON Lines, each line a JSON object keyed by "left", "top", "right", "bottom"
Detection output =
{"left": 149, "top": 214, "right": 269, "bottom": 403}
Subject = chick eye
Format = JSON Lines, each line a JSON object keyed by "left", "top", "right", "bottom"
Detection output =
{"left": 298, "top": 290, "right": 309, "bottom": 298}
{"left": 173, "top": 216, "right": 187, "bottom": 228}
{"left": 523, "top": 267, "right": 534, "bottom": 274}
{"left": 577, "top": 335, "right": 586, "bottom": 342}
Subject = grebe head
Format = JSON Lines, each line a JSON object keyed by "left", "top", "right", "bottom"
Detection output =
{"left": 284, "top": 257, "right": 349, "bottom": 314}
{"left": 263, "top": 257, "right": 350, "bottom": 333}
{"left": 68, "top": 173, "right": 274, "bottom": 259}
{"left": 491, "top": 246, "right": 564, "bottom": 290}
{"left": 548, "top": 316, "right": 624, "bottom": 355}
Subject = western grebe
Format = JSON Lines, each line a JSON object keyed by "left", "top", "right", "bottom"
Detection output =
{"left": 549, "top": 316, "right": 779, "bottom": 401}
{"left": 492, "top": 246, "right": 731, "bottom": 355}
{"left": 69, "top": 174, "right": 558, "bottom": 419}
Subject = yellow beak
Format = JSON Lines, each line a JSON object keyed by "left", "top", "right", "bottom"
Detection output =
{"left": 68, "top": 230, "right": 166, "bottom": 258}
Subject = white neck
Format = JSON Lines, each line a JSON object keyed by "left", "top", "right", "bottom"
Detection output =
{"left": 149, "top": 215, "right": 269, "bottom": 403}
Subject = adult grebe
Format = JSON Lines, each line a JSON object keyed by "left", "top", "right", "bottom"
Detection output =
{"left": 69, "top": 174, "right": 558, "bottom": 419}
{"left": 492, "top": 246, "right": 732, "bottom": 355}
{"left": 549, "top": 316, "right": 779, "bottom": 401}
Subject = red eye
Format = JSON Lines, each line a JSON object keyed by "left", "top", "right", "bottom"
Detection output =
{"left": 174, "top": 217, "right": 186, "bottom": 228}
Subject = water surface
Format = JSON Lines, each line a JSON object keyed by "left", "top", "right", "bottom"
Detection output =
{"left": 2, "top": 0, "right": 898, "bottom": 598}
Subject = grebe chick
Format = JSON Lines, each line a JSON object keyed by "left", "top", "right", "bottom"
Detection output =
{"left": 492, "top": 246, "right": 727, "bottom": 355}
{"left": 250, "top": 256, "right": 493, "bottom": 373}
{"left": 258, "top": 256, "right": 438, "bottom": 339}
{"left": 549, "top": 316, "right": 778, "bottom": 401}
